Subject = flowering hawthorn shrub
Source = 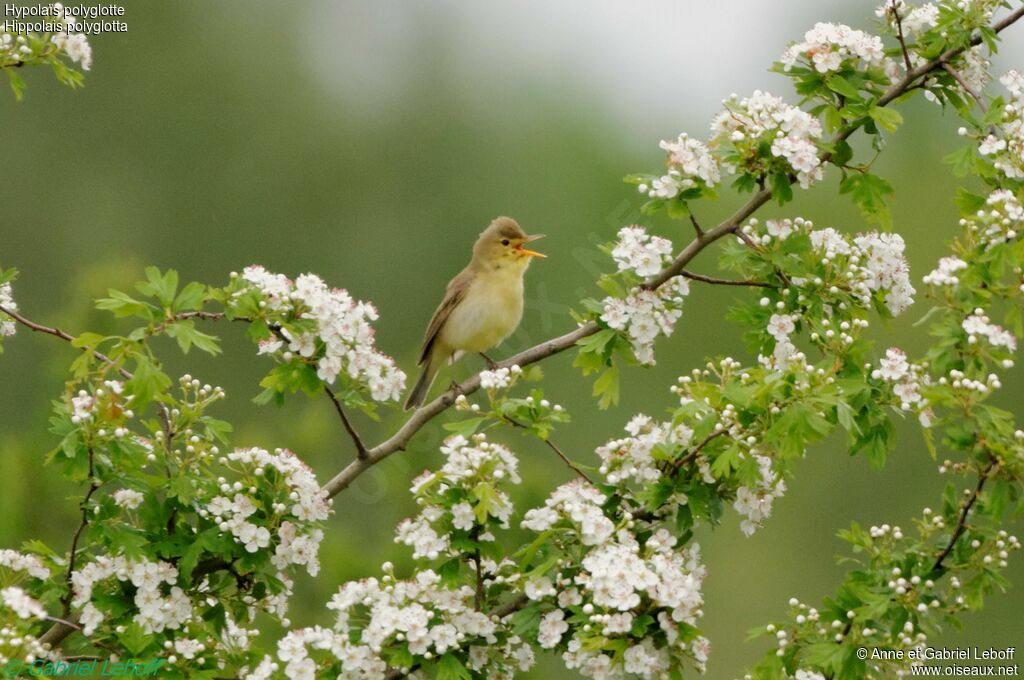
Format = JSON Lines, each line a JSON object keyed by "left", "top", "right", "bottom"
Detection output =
{"left": 3, "top": 1, "right": 1024, "bottom": 678}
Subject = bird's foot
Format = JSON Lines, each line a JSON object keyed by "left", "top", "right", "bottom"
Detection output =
{"left": 479, "top": 352, "right": 499, "bottom": 370}
{"left": 448, "top": 380, "right": 462, "bottom": 394}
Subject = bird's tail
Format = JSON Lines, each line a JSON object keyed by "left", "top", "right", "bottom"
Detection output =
{"left": 404, "top": 356, "right": 438, "bottom": 411}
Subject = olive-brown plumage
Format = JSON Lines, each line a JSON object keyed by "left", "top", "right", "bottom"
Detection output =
{"left": 404, "top": 217, "right": 545, "bottom": 410}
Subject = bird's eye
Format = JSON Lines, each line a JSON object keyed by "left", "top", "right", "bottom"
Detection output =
{"left": 501, "top": 239, "right": 510, "bottom": 246}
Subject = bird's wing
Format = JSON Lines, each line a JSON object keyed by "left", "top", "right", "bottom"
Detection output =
{"left": 418, "top": 268, "right": 473, "bottom": 365}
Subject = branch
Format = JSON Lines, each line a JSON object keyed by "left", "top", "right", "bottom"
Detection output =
{"left": 680, "top": 270, "right": 776, "bottom": 288}
{"left": 669, "top": 429, "right": 727, "bottom": 473}
{"left": 0, "top": 305, "right": 131, "bottom": 380}
{"left": 500, "top": 415, "right": 593, "bottom": 483}
{"left": 931, "top": 459, "right": 997, "bottom": 572}
{"left": 689, "top": 212, "right": 705, "bottom": 239}
{"left": 942, "top": 63, "right": 988, "bottom": 113}
{"left": 893, "top": 6, "right": 914, "bottom": 72}
{"left": 61, "top": 447, "right": 100, "bottom": 617}
{"left": 324, "top": 385, "right": 369, "bottom": 460}
{"left": 38, "top": 614, "right": 80, "bottom": 649}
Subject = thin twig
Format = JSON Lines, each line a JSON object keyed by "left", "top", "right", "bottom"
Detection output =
{"left": 680, "top": 270, "right": 775, "bottom": 288}
{"left": 61, "top": 447, "right": 100, "bottom": 616}
{"left": 543, "top": 438, "right": 594, "bottom": 484}
{"left": 942, "top": 63, "right": 988, "bottom": 113}
{"left": 893, "top": 6, "right": 914, "bottom": 72}
{"left": 324, "top": 385, "right": 369, "bottom": 460}
{"left": 669, "top": 429, "right": 727, "bottom": 473}
{"left": 0, "top": 305, "right": 131, "bottom": 380}
{"left": 689, "top": 212, "right": 705, "bottom": 239}
{"left": 501, "top": 416, "right": 593, "bottom": 482}
{"left": 932, "top": 459, "right": 997, "bottom": 572}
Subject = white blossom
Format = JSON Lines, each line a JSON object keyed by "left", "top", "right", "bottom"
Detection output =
{"left": 643, "top": 134, "right": 721, "bottom": 200}
{"left": 712, "top": 91, "right": 824, "bottom": 188}
{"left": 112, "top": 488, "right": 144, "bottom": 510}
{"left": 0, "top": 281, "right": 16, "bottom": 337}
{"left": 236, "top": 267, "right": 406, "bottom": 402}
{"left": 781, "top": 22, "right": 888, "bottom": 74}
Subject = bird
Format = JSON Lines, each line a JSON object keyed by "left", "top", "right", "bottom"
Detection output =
{"left": 404, "top": 216, "right": 545, "bottom": 410}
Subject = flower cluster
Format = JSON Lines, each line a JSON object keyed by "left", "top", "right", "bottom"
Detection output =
{"left": 963, "top": 311, "right": 1017, "bottom": 352}
{"left": 521, "top": 482, "right": 710, "bottom": 678}
{"left": 639, "top": 134, "right": 721, "bottom": 200}
{"left": 596, "top": 414, "right": 693, "bottom": 485}
{"left": 960, "top": 189, "right": 1024, "bottom": 249}
{"left": 922, "top": 256, "right": 968, "bottom": 286}
{"left": 479, "top": 364, "right": 522, "bottom": 391}
{"left": 0, "top": 280, "right": 15, "bottom": 338}
{"left": 396, "top": 434, "right": 520, "bottom": 560}
{"left": 978, "top": 71, "right": 1024, "bottom": 180}
{"left": 876, "top": 1, "right": 940, "bottom": 34}
{"left": 610, "top": 226, "right": 674, "bottom": 278}
{"left": 521, "top": 480, "right": 615, "bottom": 546}
{"left": 0, "top": 549, "right": 50, "bottom": 580}
{"left": 232, "top": 267, "right": 406, "bottom": 403}
{"left": 733, "top": 455, "right": 788, "bottom": 536}
{"left": 249, "top": 567, "right": 533, "bottom": 679}
{"left": 71, "top": 555, "right": 191, "bottom": 635}
{"left": 711, "top": 91, "right": 824, "bottom": 188}
{"left": 49, "top": 3, "right": 92, "bottom": 70}
{"left": 780, "top": 22, "right": 887, "bottom": 74}
{"left": 601, "top": 276, "right": 690, "bottom": 365}
{"left": 755, "top": 218, "right": 915, "bottom": 316}
{"left": 206, "top": 447, "right": 330, "bottom": 576}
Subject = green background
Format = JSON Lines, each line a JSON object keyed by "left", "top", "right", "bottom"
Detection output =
{"left": 2, "top": 1, "right": 1023, "bottom": 676}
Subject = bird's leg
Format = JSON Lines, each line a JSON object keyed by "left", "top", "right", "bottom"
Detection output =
{"left": 479, "top": 352, "right": 498, "bottom": 370}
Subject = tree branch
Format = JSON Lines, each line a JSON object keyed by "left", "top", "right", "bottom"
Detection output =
{"left": 931, "top": 459, "right": 997, "bottom": 572}
{"left": 893, "top": 6, "right": 914, "bottom": 73}
{"left": 942, "top": 63, "right": 988, "bottom": 113}
{"left": 61, "top": 447, "right": 100, "bottom": 617}
{"left": 324, "top": 385, "right": 369, "bottom": 460}
{"left": 0, "top": 305, "right": 131, "bottom": 380}
{"left": 680, "top": 270, "right": 775, "bottom": 288}
{"left": 500, "top": 415, "right": 593, "bottom": 483}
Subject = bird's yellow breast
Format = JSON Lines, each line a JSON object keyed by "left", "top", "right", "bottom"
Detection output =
{"left": 440, "top": 265, "right": 525, "bottom": 353}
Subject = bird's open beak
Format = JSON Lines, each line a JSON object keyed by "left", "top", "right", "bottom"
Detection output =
{"left": 516, "top": 233, "right": 546, "bottom": 258}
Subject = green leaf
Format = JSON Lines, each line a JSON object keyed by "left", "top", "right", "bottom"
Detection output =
{"left": 593, "top": 365, "right": 620, "bottom": 409}
{"left": 96, "top": 290, "right": 153, "bottom": 318}
{"left": 135, "top": 267, "right": 179, "bottom": 306}
{"left": 831, "top": 139, "right": 853, "bottom": 167}
{"left": 826, "top": 74, "right": 861, "bottom": 99}
{"left": 119, "top": 622, "right": 154, "bottom": 656}
{"left": 839, "top": 172, "right": 894, "bottom": 228}
{"left": 436, "top": 653, "right": 472, "bottom": 680}
{"left": 7, "top": 69, "right": 26, "bottom": 101}
{"left": 770, "top": 172, "right": 793, "bottom": 206}
{"left": 443, "top": 417, "right": 485, "bottom": 437}
{"left": 173, "top": 281, "right": 208, "bottom": 311}
{"left": 165, "top": 320, "right": 222, "bottom": 355}
{"left": 128, "top": 357, "right": 172, "bottom": 410}
{"left": 472, "top": 482, "right": 501, "bottom": 524}
{"left": 945, "top": 145, "right": 975, "bottom": 178}
{"left": 868, "top": 106, "right": 903, "bottom": 133}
